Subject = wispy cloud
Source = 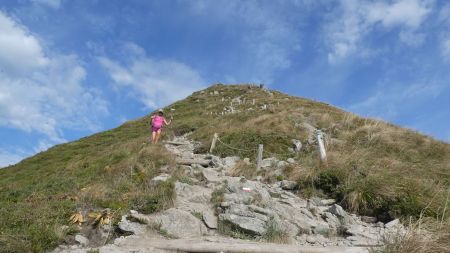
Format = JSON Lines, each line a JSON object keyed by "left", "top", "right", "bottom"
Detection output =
{"left": 325, "top": 0, "right": 433, "bottom": 63}
{"left": 0, "top": 10, "right": 108, "bottom": 144}
{"left": 349, "top": 80, "right": 444, "bottom": 121}
{"left": 0, "top": 148, "right": 29, "bottom": 168}
{"left": 99, "top": 43, "right": 205, "bottom": 109}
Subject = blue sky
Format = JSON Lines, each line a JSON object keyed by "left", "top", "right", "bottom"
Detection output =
{"left": 1, "top": 0, "right": 449, "bottom": 167}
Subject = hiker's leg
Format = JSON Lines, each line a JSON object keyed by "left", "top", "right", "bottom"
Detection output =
{"left": 152, "top": 131, "right": 157, "bottom": 144}
{"left": 155, "top": 129, "right": 162, "bottom": 144}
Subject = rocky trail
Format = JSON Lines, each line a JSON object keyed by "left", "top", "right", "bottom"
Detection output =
{"left": 52, "top": 136, "right": 406, "bottom": 253}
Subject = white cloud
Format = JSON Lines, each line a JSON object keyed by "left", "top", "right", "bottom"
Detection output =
{"left": 326, "top": 0, "right": 432, "bottom": 63}
{"left": 0, "top": 12, "right": 49, "bottom": 74}
{"left": 99, "top": 43, "right": 205, "bottom": 109}
{"left": 440, "top": 37, "right": 450, "bottom": 60}
{"left": 30, "top": 0, "right": 61, "bottom": 9}
{"left": 0, "top": 148, "right": 28, "bottom": 168}
{"left": 0, "top": 11, "right": 108, "bottom": 144}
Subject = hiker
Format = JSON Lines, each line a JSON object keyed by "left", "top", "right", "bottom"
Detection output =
{"left": 151, "top": 109, "right": 171, "bottom": 144}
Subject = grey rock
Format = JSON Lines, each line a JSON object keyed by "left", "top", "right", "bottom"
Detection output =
{"left": 222, "top": 156, "right": 240, "bottom": 171}
{"left": 287, "top": 158, "right": 296, "bottom": 164}
{"left": 118, "top": 215, "right": 147, "bottom": 235}
{"left": 291, "top": 139, "right": 302, "bottom": 152}
{"left": 361, "top": 216, "right": 377, "bottom": 224}
{"left": 261, "top": 157, "right": 278, "bottom": 168}
{"left": 243, "top": 158, "right": 251, "bottom": 165}
{"left": 280, "top": 180, "right": 297, "bottom": 190}
{"left": 74, "top": 235, "right": 89, "bottom": 246}
{"left": 219, "top": 213, "right": 267, "bottom": 236}
{"left": 276, "top": 161, "right": 289, "bottom": 168}
{"left": 385, "top": 219, "right": 400, "bottom": 229}
{"left": 203, "top": 211, "right": 218, "bottom": 229}
{"left": 201, "top": 168, "right": 221, "bottom": 183}
{"left": 326, "top": 204, "right": 347, "bottom": 218}
{"left": 320, "top": 199, "right": 336, "bottom": 206}
{"left": 312, "top": 223, "right": 331, "bottom": 236}
{"left": 321, "top": 212, "right": 341, "bottom": 229}
{"left": 306, "top": 235, "right": 317, "bottom": 244}
{"left": 158, "top": 208, "right": 207, "bottom": 238}
{"left": 151, "top": 173, "right": 171, "bottom": 183}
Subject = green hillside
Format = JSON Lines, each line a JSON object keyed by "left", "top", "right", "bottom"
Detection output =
{"left": 1, "top": 84, "right": 449, "bottom": 252}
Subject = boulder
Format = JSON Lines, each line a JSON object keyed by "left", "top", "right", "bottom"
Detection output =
{"left": 74, "top": 235, "right": 89, "bottom": 246}
{"left": 287, "top": 158, "right": 296, "bottom": 164}
{"left": 385, "top": 219, "right": 401, "bottom": 229}
{"left": 202, "top": 211, "right": 218, "bottom": 229}
{"left": 219, "top": 213, "right": 267, "bottom": 236}
{"left": 201, "top": 168, "right": 221, "bottom": 183}
{"left": 326, "top": 204, "right": 347, "bottom": 218}
{"left": 118, "top": 215, "right": 147, "bottom": 235}
{"left": 158, "top": 208, "right": 207, "bottom": 238}
{"left": 280, "top": 180, "right": 297, "bottom": 190}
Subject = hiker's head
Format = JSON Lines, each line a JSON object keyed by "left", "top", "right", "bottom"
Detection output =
{"left": 158, "top": 109, "right": 164, "bottom": 116}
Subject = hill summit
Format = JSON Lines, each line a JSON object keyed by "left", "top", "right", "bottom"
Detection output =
{"left": 0, "top": 84, "right": 449, "bottom": 252}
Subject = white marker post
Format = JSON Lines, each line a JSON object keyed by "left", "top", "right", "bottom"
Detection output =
{"left": 316, "top": 130, "right": 327, "bottom": 165}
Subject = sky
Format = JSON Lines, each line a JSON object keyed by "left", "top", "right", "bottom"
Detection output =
{"left": 1, "top": 0, "right": 449, "bottom": 167}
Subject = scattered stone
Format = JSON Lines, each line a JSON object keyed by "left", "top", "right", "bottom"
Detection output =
{"left": 243, "top": 158, "right": 251, "bottom": 165}
{"left": 320, "top": 199, "right": 336, "bottom": 206}
{"left": 261, "top": 157, "right": 277, "bottom": 168}
{"left": 280, "top": 180, "right": 297, "bottom": 190}
{"left": 74, "top": 235, "right": 89, "bottom": 246}
{"left": 385, "top": 219, "right": 400, "bottom": 229}
{"left": 292, "top": 139, "right": 302, "bottom": 152}
{"left": 326, "top": 204, "right": 347, "bottom": 218}
{"left": 287, "top": 158, "right": 296, "bottom": 164}
{"left": 151, "top": 174, "right": 171, "bottom": 183}
{"left": 201, "top": 168, "right": 221, "bottom": 183}
{"left": 361, "top": 216, "right": 377, "bottom": 224}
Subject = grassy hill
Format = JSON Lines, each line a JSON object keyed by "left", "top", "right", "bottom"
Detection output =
{"left": 1, "top": 84, "right": 449, "bottom": 252}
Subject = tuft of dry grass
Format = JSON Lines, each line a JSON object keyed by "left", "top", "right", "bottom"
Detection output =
{"left": 371, "top": 218, "right": 450, "bottom": 253}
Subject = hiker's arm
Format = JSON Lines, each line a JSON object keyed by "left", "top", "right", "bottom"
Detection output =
{"left": 164, "top": 118, "right": 171, "bottom": 125}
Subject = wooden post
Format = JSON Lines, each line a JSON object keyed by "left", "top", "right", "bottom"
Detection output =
{"left": 209, "top": 133, "right": 218, "bottom": 153}
{"left": 316, "top": 131, "right": 327, "bottom": 164}
{"left": 256, "top": 144, "right": 263, "bottom": 171}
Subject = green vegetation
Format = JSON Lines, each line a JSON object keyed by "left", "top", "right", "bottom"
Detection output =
{"left": 0, "top": 84, "right": 449, "bottom": 252}
{"left": 264, "top": 218, "right": 290, "bottom": 244}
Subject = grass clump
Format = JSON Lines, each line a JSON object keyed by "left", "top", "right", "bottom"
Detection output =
{"left": 264, "top": 218, "right": 290, "bottom": 244}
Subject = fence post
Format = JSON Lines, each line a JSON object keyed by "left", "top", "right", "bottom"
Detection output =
{"left": 316, "top": 130, "right": 327, "bottom": 165}
{"left": 256, "top": 144, "right": 263, "bottom": 171}
{"left": 209, "top": 133, "right": 219, "bottom": 153}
